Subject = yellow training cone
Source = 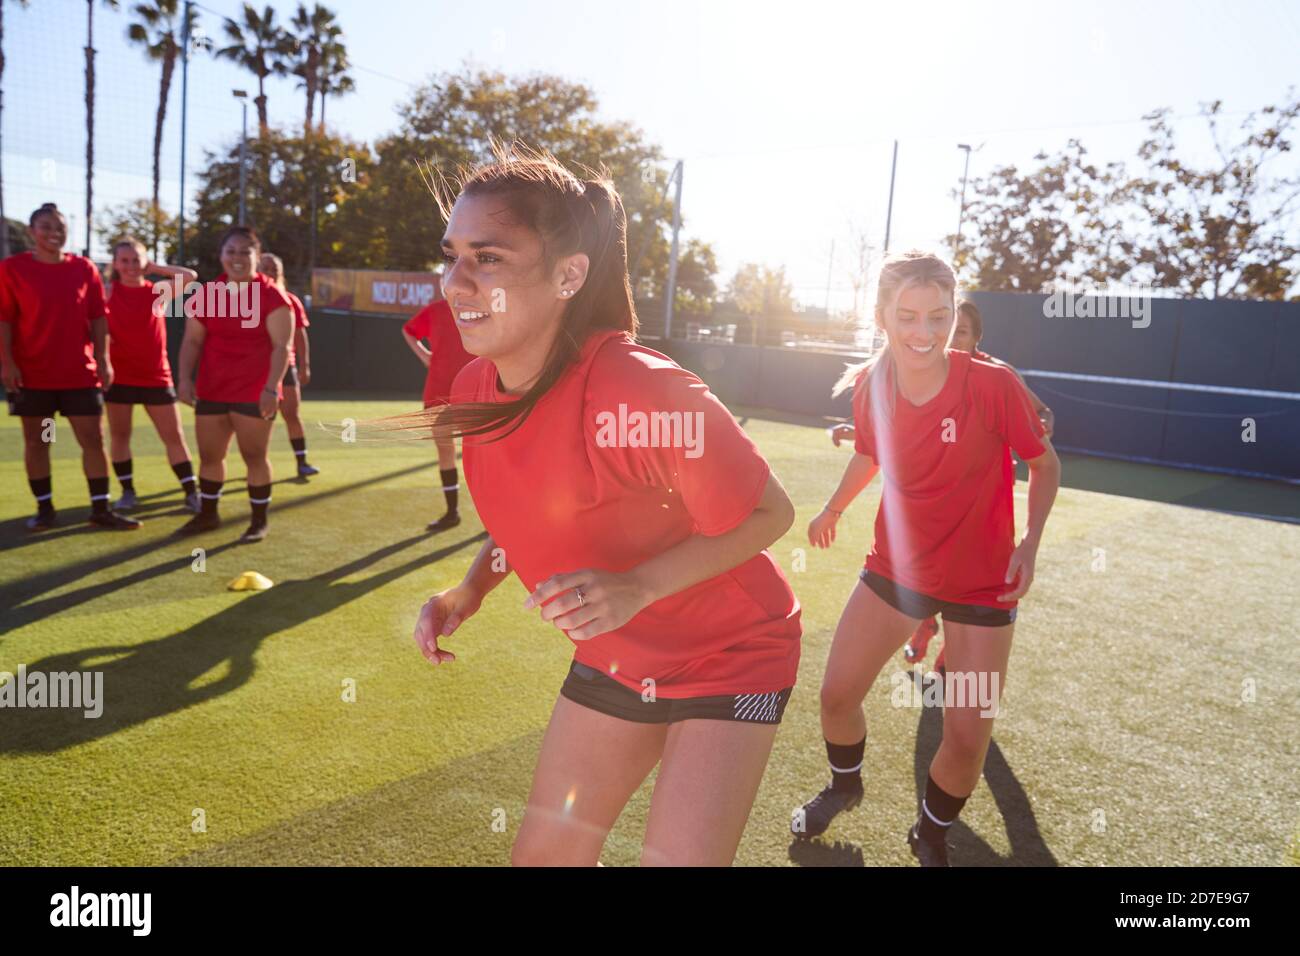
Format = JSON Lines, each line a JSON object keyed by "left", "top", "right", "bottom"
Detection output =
{"left": 227, "top": 571, "right": 274, "bottom": 591}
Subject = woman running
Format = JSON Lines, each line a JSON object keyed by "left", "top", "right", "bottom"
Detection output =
{"left": 258, "top": 252, "right": 319, "bottom": 478}
{"left": 400, "top": 288, "right": 472, "bottom": 531}
{"left": 411, "top": 147, "right": 802, "bottom": 866}
{"left": 795, "top": 251, "right": 1060, "bottom": 866}
{"left": 0, "top": 203, "right": 139, "bottom": 531}
{"left": 175, "top": 226, "right": 293, "bottom": 543}
{"left": 104, "top": 236, "right": 200, "bottom": 512}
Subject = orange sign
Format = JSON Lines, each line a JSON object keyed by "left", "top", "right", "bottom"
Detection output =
{"left": 312, "top": 269, "right": 443, "bottom": 315}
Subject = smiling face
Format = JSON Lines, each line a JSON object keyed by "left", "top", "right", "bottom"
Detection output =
{"left": 880, "top": 282, "right": 954, "bottom": 371}
{"left": 28, "top": 210, "right": 68, "bottom": 258}
{"left": 439, "top": 192, "right": 584, "bottom": 372}
{"left": 221, "top": 234, "right": 259, "bottom": 282}
{"left": 113, "top": 242, "right": 146, "bottom": 286}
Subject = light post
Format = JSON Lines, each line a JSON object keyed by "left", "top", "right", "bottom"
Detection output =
{"left": 233, "top": 90, "right": 249, "bottom": 226}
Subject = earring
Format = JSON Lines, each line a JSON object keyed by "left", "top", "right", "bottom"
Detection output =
{"left": 559, "top": 289, "right": 575, "bottom": 298}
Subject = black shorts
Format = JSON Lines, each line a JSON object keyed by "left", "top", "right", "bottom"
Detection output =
{"left": 860, "top": 569, "right": 1016, "bottom": 627}
{"left": 194, "top": 399, "right": 276, "bottom": 421}
{"left": 559, "top": 660, "right": 793, "bottom": 725}
{"left": 282, "top": 364, "right": 298, "bottom": 388}
{"left": 7, "top": 387, "right": 103, "bottom": 418}
{"left": 105, "top": 383, "right": 177, "bottom": 405}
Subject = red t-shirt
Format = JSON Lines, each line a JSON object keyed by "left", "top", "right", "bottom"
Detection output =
{"left": 404, "top": 299, "right": 473, "bottom": 406}
{"left": 853, "top": 349, "right": 1046, "bottom": 607}
{"left": 450, "top": 329, "right": 801, "bottom": 698}
{"left": 285, "top": 291, "right": 308, "bottom": 366}
{"left": 185, "top": 272, "right": 291, "bottom": 403}
{"left": 107, "top": 280, "right": 172, "bottom": 388}
{"left": 0, "top": 252, "right": 107, "bottom": 389}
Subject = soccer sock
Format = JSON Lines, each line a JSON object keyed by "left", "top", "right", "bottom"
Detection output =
{"left": 199, "top": 477, "right": 223, "bottom": 517}
{"left": 440, "top": 467, "right": 460, "bottom": 514}
{"left": 290, "top": 437, "right": 308, "bottom": 463}
{"left": 29, "top": 476, "right": 54, "bottom": 515}
{"left": 917, "top": 773, "right": 969, "bottom": 844}
{"left": 112, "top": 458, "right": 136, "bottom": 494}
{"left": 248, "top": 483, "right": 271, "bottom": 527}
{"left": 88, "top": 476, "right": 111, "bottom": 515}
{"left": 172, "top": 459, "right": 197, "bottom": 494}
{"left": 826, "top": 737, "right": 866, "bottom": 792}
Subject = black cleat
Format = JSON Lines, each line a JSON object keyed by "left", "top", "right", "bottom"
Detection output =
{"left": 297, "top": 462, "right": 320, "bottom": 478}
{"left": 176, "top": 512, "right": 221, "bottom": 536}
{"left": 792, "top": 783, "right": 863, "bottom": 839}
{"left": 239, "top": 523, "right": 268, "bottom": 543}
{"left": 26, "top": 510, "right": 58, "bottom": 532}
{"left": 89, "top": 510, "right": 142, "bottom": 531}
{"left": 426, "top": 511, "right": 461, "bottom": 533}
{"left": 908, "top": 822, "right": 951, "bottom": 867}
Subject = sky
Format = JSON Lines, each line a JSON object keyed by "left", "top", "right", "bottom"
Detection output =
{"left": 5, "top": 0, "right": 1298, "bottom": 310}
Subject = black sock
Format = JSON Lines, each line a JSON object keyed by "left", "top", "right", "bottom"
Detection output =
{"left": 917, "top": 773, "right": 968, "bottom": 843}
{"left": 248, "top": 483, "right": 271, "bottom": 527}
{"left": 112, "top": 458, "right": 136, "bottom": 494}
{"left": 826, "top": 737, "right": 865, "bottom": 792}
{"left": 171, "top": 459, "right": 197, "bottom": 494}
{"left": 440, "top": 467, "right": 460, "bottom": 514}
{"left": 88, "top": 476, "right": 111, "bottom": 514}
{"left": 29, "top": 476, "right": 54, "bottom": 515}
{"left": 291, "top": 437, "right": 308, "bottom": 463}
{"left": 199, "top": 477, "right": 222, "bottom": 517}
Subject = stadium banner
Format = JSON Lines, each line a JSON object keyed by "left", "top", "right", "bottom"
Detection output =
{"left": 312, "top": 269, "right": 443, "bottom": 315}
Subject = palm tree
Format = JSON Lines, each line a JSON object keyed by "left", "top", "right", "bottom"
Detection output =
{"left": 126, "top": 0, "right": 195, "bottom": 257}
{"left": 316, "top": 30, "right": 352, "bottom": 132}
{"left": 0, "top": 0, "right": 31, "bottom": 258}
{"left": 215, "top": 4, "right": 285, "bottom": 134}
{"left": 85, "top": 0, "right": 121, "bottom": 256}
{"left": 286, "top": 3, "right": 339, "bottom": 133}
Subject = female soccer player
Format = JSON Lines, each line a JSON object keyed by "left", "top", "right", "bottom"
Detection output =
{"left": 104, "top": 237, "right": 200, "bottom": 512}
{"left": 175, "top": 226, "right": 293, "bottom": 543}
{"left": 411, "top": 147, "right": 802, "bottom": 866}
{"left": 796, "top": 251, "right": 1060, "bottom": 866}
{"left": 258, "top": 252, "right": 319, "bottom": 479}
{"left": 0, "top": 203, "right": 139, "bottom": 530}
{"left": 400, "top": 289, "right": 472, "bottom": 531}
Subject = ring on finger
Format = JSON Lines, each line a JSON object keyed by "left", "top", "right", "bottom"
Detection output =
{"left": 575, "top": 586, "right": 586, "bottom": 607}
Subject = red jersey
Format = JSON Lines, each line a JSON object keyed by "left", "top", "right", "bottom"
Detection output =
{"left": 185, "top": 272, "right": 291, "bottom": 403}
{"left": 0, "top": 252, "right": 107, "bottom": 389}
{"left": 450, "top": 329, "right": 801, "bottom": 698}
{"left": 404, "top": 299, "right": 473, "bottom": 406}
{"left": 853, "top": 349, "right": 1046, "bottom": 607}
{"left": 107, "top": 280, "right": 172, "bottom": 387}
{"left": 285, "top": 291, "right": 308, "bottom": 366}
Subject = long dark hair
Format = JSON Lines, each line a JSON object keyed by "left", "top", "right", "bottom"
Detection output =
{"left": 410, "top": 143, "right": 638, "bottom": 441}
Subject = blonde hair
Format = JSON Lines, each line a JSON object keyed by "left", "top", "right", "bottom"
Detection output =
{"left": 832, "top": 250, "right": 958, "bottom": 414}
{"left": 259, "top": 252, "right": 285, "bottom": 287}
{"left": 109, "top": 236, "right": 148, "bottom": 283}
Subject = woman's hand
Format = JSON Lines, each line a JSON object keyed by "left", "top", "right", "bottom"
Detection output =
{"left": 413, "top": 585, "right": 483, "bottom": 665}
{"left": 1, "top": 362, "right": 21, "bottom": 392}
{"left": 829, "top": 423, "right": 855, "bottom": 447}
{"left": 259, "top": 387, "right": 278, "bottom": 419}
{"left": 999, "top": 537, "right": 1039, "bottom": 602}
{"left": 299, "top": 364, "right": 311, "bottom": 386}
{"left": 808, "top": 508, "right": 840, "bottom": 549}
{"left": 177, "top": 379, "right": 194, "bottom": 407}
{"left": 523, "top": 569, "right": 653, "bottom": 642}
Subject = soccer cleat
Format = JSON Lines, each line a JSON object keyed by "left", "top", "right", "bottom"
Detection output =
{"left": 791, "top": 783, "right": 863, "bottom": 839}
{"left": 26, "top": 510, "right": 57, "bottom": 532}
{"left": 934, "top": 647, "right": 947, "bottom": 679}
{"left": 297, "top": 462, "right": 320, "bottom": 478}
{"left": 184, "top": 491, "right": 202, "bottom": 514}
{"left": 89, "top": 510, "right": 142, "bottom": 531}
{"left": 239, "top": 523, "right": 269, "bottom": 544}
{"left": 114, "top": 489, "right": 138, "bottom": 511}
{"left": 908, "top": 822, "right": 951, "bottom": 867}
{"left": 176, "top": 512, "right": 221, "bottom": 536}
{"left": 904, "top": 616, "right": 939, "bottom": 664}
{"left": 426, "top": 511, "right": 461, "bottom": 533}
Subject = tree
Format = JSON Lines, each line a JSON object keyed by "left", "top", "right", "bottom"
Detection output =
{"left": 1125, "top": 95, "right": 1300, "bottom": 299}
{"left": 215, "top": 4, "right": 287, "bottom": 134}
{"left": 126, "top": 0, "right": 196, "bottom": 257}
{"left": 84, "top": 0, "right": 122, "bottom": 255}
{"left": 844, "top": 218, "right": 879, "bottom": 323}
{"left": 285, "top": 3, "right": 340, "bottom": 133}
{"left": 725, "top": 262, "right": 794, "bottom": 315}
{"left": 97, "top": 198, "right": 182, "bottom": 262}
{"left": 317, "top": 28, "right": 352, "bottom": 131}
{"left": 0, "top": 0, "right": 31, "bottom": 259}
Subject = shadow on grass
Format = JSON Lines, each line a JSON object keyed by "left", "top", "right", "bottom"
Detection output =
{"left": 0, "top": 529, "right": 486, "bottom": 754}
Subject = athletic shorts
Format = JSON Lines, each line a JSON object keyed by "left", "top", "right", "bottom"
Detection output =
{"left": 282, "top": 364, "right": 298, "bottom": 388}
{"left": 105, "top": 384, "right": 177, "bottom": 405}
{"left": 560, "top": 660, "right": 793, "bottom": 725}
{"left": 860, "top": 569, "right": 1016, "bottom": 627}
{"left": 7, "top": 387, "right": 103, "bottom": 418}
{"left": 194, "top": 399, "right": 276, "bottom": 421}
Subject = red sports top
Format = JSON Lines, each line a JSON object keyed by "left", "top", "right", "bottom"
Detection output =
{"left": 450, "top": 329, "right": 801, "bottom": 698}
{"left": 107, "top": 280, "right": 172, "bottom": 388}
{"left": 185, "top": 272, "right": 291, "bottom": 403}
{"left": 404, "top": 299, "right": 473, "bottom": 406}
{"left": 0, "top": 252, "right": 107, "bottom": 389}
{"left": 853, "top": 349, "right": 1046, "bottom": 607}
{"left": 285, "top": 291, "right": 308, "bottom": 366}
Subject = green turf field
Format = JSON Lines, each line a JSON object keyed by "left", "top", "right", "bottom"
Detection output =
{"left": 1, "top": 394, "right": 1297, "bottom": 866}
